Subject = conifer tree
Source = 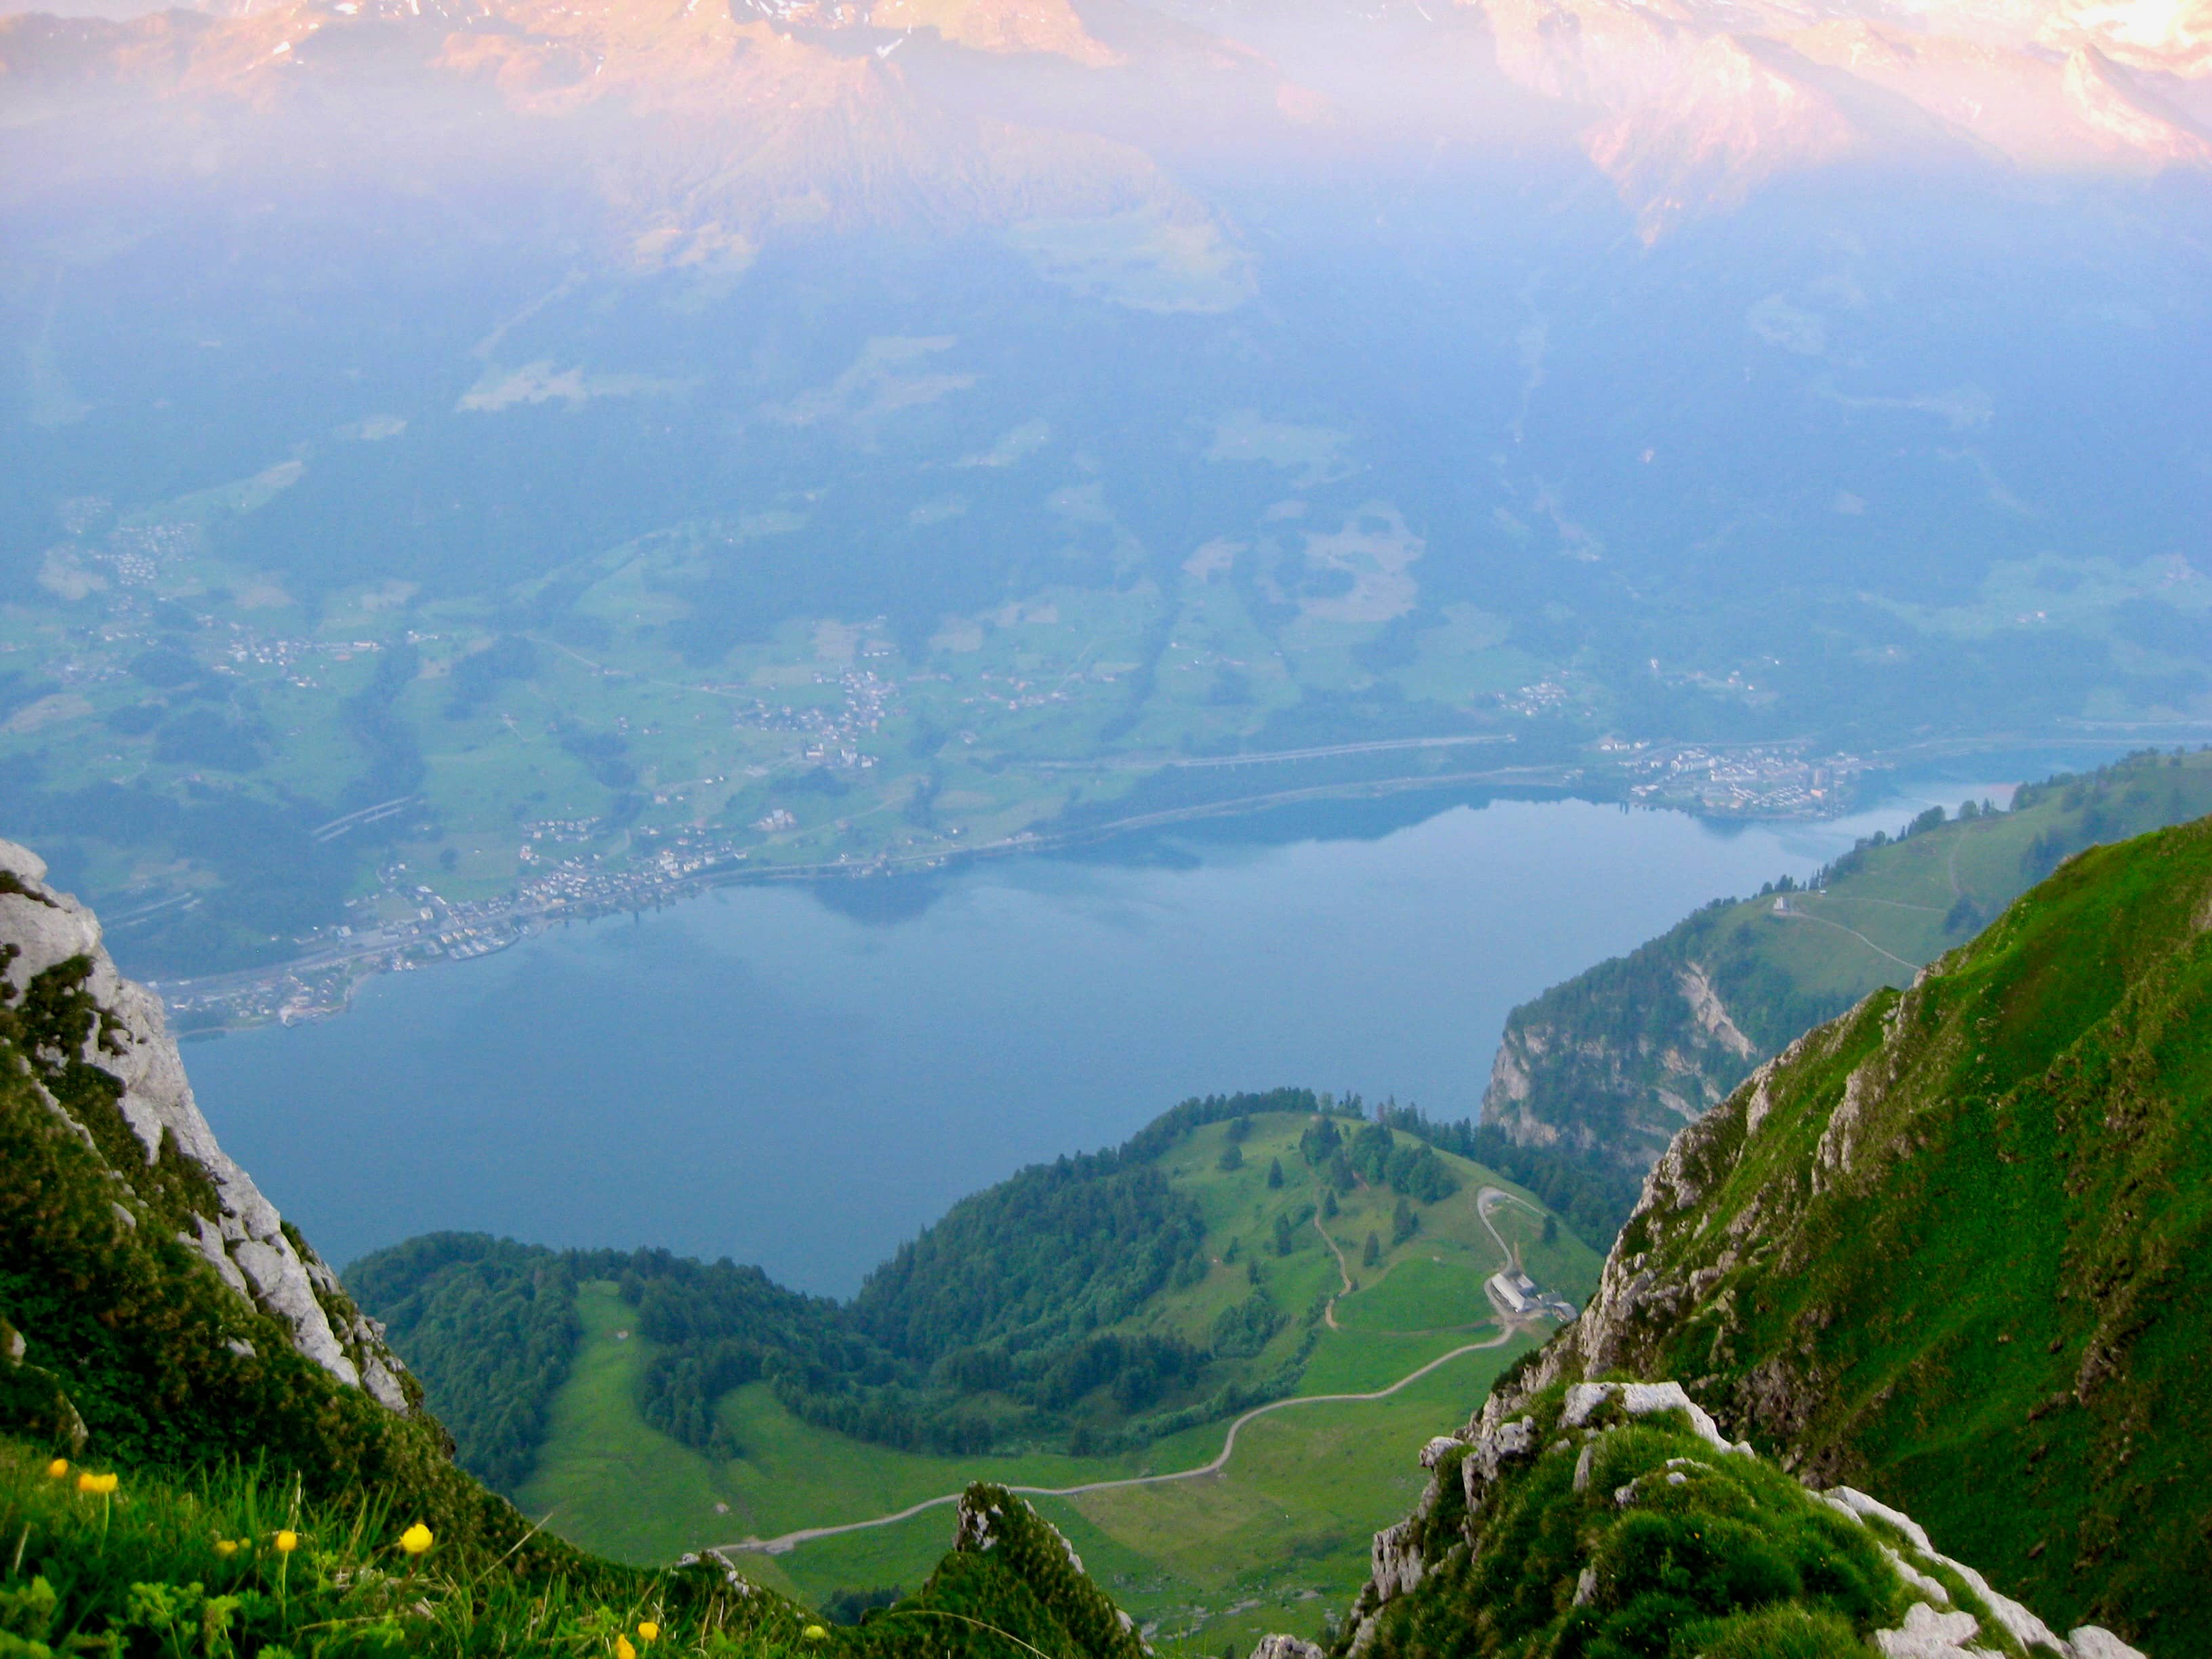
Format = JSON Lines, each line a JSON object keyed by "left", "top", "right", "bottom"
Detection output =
{"left": 1391, "top": 1197, "right": 1418, "bottom": 1246}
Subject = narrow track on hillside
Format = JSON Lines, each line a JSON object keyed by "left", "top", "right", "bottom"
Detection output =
{"left": 1315, "top": 1214, "right": 1353, "bottom": 1329}
{"left": 708, "top": 1329, "right": 1519, "bottom": 1561}
{"left": 1773, "top": 907, "right": 1918, "bottom": 971}
{"left": 710, "top": 1187, "right": 1549, "bottom": 1563}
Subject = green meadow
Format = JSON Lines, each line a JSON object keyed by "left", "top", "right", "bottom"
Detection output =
{"left": 511, "top": 1114, "right": 1596, "bottom": 1649}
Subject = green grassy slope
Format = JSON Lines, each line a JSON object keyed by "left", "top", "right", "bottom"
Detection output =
{"left": 356, "top": 1103, "right": 1599, "bottom": 1519}
{"left": 519, "top": 1290, "right": 1540, "bottom": 1657}
{"left": 1530, "top": 814, "right": 2212, "bottom": 1650}
{"left": 1482, "top": 749, "right": 2212, "bottom": 1191}
{"left": 0, "top": 1433, "right": 1169, "bottom": 1659}
{"left": 410, "top": 1114, "right": 1596, "bottom": 1652}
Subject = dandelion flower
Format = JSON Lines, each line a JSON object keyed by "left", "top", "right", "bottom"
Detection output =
{"left": 275, "top": 1530, "right": 300, "bottom": 1555}
{"left": 400, "top": 1523, "right": 434, "bottom": 1557}
{"left": 804, "top": 1626, "right": 829, "bottom": 1641}
{"left": 76, "top": 1471, "right": 118, "bottom": 1495}
{"left": 617, "top": 1639, "right": 637, "bottom": 1659}
{"left": 638, "top": 1622, "right": 660, "bottom": 1644}
{"left": 216, "top": 1540, "right": 239, "bottom": 1557}
{"left": 45, "top": 1459, "right": 68, "bottom": 1480}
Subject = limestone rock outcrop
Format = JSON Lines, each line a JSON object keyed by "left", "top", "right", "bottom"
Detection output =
{"left": 1340, "top": 1376, "right": 2145, "bottom": 1659}
{"left": 0, "top": 838, "right": 411, "bottom": 1411}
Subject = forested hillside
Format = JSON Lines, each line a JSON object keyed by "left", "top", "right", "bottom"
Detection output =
{"left": 1481, "top": 748, "right": 2212, "bottom": 1205}
{"left": 351, "top": 1089, "right": 1599, "bottom": 1504}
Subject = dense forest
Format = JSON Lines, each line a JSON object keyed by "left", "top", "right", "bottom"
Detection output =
{"left": 851, "top": 1158, "right": 1207, "bottom": 1363}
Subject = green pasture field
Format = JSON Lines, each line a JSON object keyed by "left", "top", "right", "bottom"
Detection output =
{"left": 1692, "top": 750, "right": 2212, "bottom": 1022}
{"left": 514, "top": 1111, "right": 1596, "bottom": 1650}
{"left": 518, "top": 1280, "right": 1539, "bottom": 1655}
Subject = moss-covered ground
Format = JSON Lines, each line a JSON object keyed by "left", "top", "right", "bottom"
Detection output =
{"left": 1358, "top": 1387, "right": 1919, "bottom": 1659}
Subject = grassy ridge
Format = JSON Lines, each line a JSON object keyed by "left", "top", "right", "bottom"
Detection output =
{"left": 1559, "top": 813, "right": 2212, "bottom": 1648}
{"left": 356, "top": 1104, "right": 1598, "bottom": 1502}
{"left": 1483, "top": 748, "right": 2212, "bottom": 1187}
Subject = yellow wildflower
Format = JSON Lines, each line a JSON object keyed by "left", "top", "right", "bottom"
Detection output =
{"left": 275, "top": 1530, "right": 299, "bottom": 1555}
{"left": 216, "top": 1540, "right": 239, "bottom": 1557}
{"left": 637, "top": 1622, "right": 660, "bottom": 1644}
{"left": 803, "top": 1626, "right": 829, "bottom": 1641}
{"left": 75, "top": 1471, "right": 118, "bottom": 1495}
{"left": 617, "top": 1639, "right": 637, "bottom": 1659}
{"left": 400, "top": 1523, "right": 434, "bottom": 1557}
{"left": 45, "top": 1459, "right": 68, "bottom": 1480}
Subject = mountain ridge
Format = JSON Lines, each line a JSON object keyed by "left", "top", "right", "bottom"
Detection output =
{"left": 1458, "top": 813, "right": 2212, "bottom": 1645}
{"left": 1478, "top": 749, "right": 2212, "bottom": 1204}
{"left": 3, "top": 0, "right": 2208, "bottom": 253}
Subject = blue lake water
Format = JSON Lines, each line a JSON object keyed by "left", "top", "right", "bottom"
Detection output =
{"left": 184, "top": 786, "right": 1994, "bottom": 1296}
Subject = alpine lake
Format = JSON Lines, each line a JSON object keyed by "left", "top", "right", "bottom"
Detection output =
{"left": 184, "top": 779, "right": 2011, "bottom": 1292}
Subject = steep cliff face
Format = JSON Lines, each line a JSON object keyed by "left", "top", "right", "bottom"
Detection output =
{"left": 1481, "top": 940, "right": 1765, "bottom": 1177}
{"left": 0, "top": 836, "right": 545, "bottom": 1532}
{"left": 0, "top": 838, "right": 410, "bottom": 1415}
{"left": 1483, "top": 817, "right": 2212, "bottom": 1648}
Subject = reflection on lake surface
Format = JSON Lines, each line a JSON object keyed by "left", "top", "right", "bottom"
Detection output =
{"left": 186, "top": 792, "right": 1950, "bottom": 1294}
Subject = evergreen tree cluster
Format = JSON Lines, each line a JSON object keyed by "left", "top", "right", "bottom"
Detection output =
{"left": 345, "top": 1234, "right": 585, "bottom": 1490}
{"left": 851, "top": 1158, "right": 1206, "bottom": 1364}
{"left": 1208, "top": 1290, "right": 1284, "bottom": 1359}
{"left": 1300, "top": 1115, "right": 1460, "bottom": 1203}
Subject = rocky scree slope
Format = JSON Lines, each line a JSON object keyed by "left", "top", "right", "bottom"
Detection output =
{"left": 1484, "top": 816, "right": 2212, "bottom": 1648}
{"left": 1319, "top": 1379, "right": 2141, "bottom": 1659}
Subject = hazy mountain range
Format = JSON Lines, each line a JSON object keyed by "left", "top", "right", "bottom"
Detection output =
{"left": 5, "top": 0, "right": 2208, "bottom": 250}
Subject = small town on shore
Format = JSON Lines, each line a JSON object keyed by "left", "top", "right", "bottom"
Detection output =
{"left": 150, "top": 737, "right": 1868, "bottom": 1032}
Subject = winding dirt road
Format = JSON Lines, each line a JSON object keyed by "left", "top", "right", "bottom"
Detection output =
{"left": 710, "top": 1186, "right": 1550, "bottom": 1563}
